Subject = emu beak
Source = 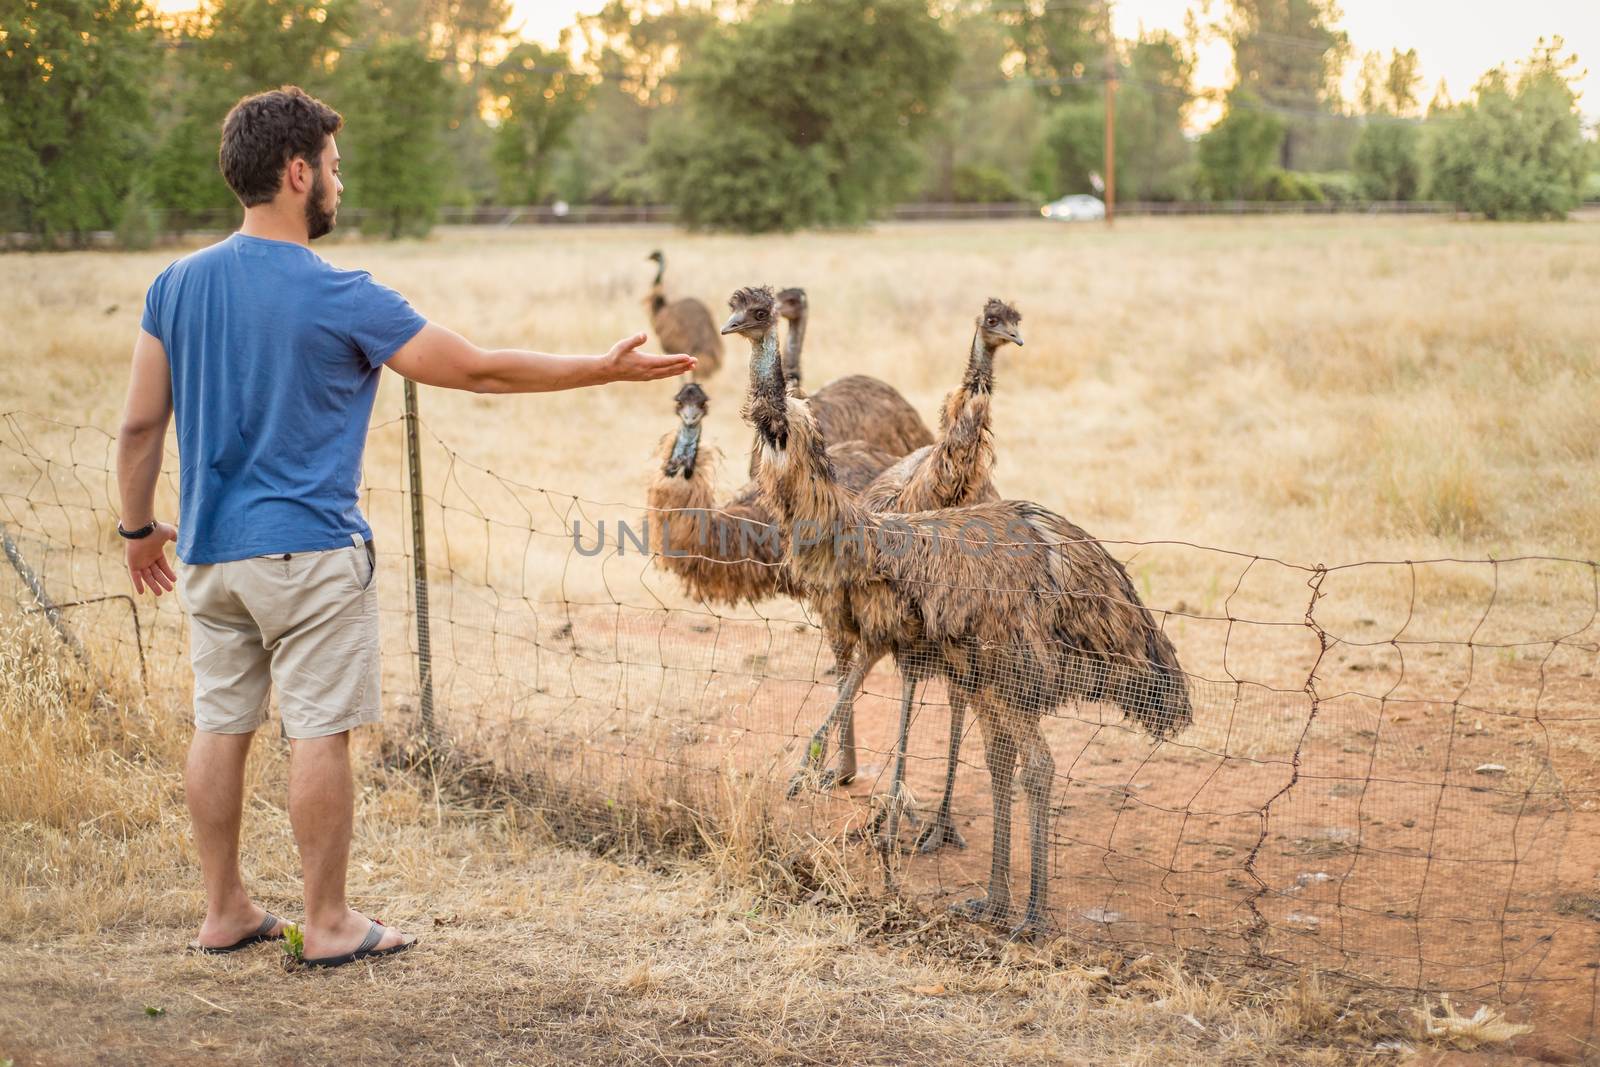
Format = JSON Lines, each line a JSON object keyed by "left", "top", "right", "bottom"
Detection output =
{"left": 1010, "top": 332, "right": 1025, "bottom": 347}
{"left": 719, "top": 314, "right": 745, "bottom": 336}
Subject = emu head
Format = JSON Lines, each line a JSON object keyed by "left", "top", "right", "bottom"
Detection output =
{"left": 978, "top": 298, "right": 1023, "bottom": 350}
{"left": 665, "top": 382, "right": 708, "bottom": 479}
{"left": 775, "top": 287, "right": 807, "bottom": 323}
{"left": 720, "top": 285, "right": 779, "bottom": 342}
{"left": 673, "top": 382, "right": 708, "bottom": 428}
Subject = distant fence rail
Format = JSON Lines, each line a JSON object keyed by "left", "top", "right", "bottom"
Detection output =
{"left": 5, "top": 198, "right": 1478, "bottom": 249}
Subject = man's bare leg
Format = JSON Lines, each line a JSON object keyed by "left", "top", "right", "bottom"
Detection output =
{"left": 290, "top": 731, "right": 410, "bottom": 957}
{"left": 187, "top": 730, "right": 284, "bottom": 946}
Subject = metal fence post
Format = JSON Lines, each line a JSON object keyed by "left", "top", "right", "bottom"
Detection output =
{"left": 403, "top": 380, "right": 438, "bottom": 745}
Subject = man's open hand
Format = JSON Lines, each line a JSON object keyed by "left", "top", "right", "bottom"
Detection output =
{"left": 603, "top": 333, "right": 695, "bottom": 383}
{"left": 126, "top": 522, "right": 179, "bottom": 596}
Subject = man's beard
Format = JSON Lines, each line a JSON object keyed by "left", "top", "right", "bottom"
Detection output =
{"left": 306, "top": 170, "right": 337, "bottom": 240}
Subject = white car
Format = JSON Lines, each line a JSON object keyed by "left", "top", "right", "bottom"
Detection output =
{"left": 1041, "top": 194, "right": 1106, "bottom": 222}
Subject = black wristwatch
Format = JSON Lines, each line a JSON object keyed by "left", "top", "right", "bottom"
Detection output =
{"left": 117, "top": 520, "right": 158, "bottom": 540}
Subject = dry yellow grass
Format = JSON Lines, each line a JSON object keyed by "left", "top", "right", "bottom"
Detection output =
{"left": 3, "top": 216, "right": 1594, "bottom": 1064}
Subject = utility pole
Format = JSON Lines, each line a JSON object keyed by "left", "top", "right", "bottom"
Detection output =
{"left": 1103, "top": 20, "right": 1118, "bottom": 228}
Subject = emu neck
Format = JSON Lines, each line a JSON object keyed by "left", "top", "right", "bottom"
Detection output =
{"left": 782, "top": 311, "right": 806, "bottom": 386}
{"left": 652, "top": 260, "right": 665, "bottom": 287}
{"left": 962, "top": 330, "right": 997, "bottom": 395}
{"left": 667, "top": 423, "right": 700, "bottom": 478}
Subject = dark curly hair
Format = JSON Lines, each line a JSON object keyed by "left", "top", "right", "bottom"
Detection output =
{"left": 219, "top": 87, "right": 343, "bottom": 207}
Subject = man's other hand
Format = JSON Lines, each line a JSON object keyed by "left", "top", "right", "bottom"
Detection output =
{"left": 127, "top": 522, "right": 179, "bottom": 596}
{"left": 603, "top": 333, "right": 696, "bottom": 382}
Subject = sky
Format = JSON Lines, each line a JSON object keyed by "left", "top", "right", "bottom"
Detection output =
{"left": 508, "top": 0, "right": 1600, "bottom": 128}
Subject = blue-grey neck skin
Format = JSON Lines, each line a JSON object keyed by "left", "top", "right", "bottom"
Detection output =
{"left": 754, "top": 326, "right": 783, "bottom": 384}
{"left": 652, "top": 256, "right": 665, "bottom": 287}
{"left": 747, "top": 326, "right": 789, "bottom": 448}
{"left": 667, "top": 423, "right": 700, "bottom": 477}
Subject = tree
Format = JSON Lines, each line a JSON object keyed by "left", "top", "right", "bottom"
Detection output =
{"left": 915, "top": 5, "right": 1044, "bottom": 202}
{"left": 654, "top": 0, "right": 956, "bottom": 231}
{"left": 1227, "top": 0, "right": 1349, "bottom": 170}
{"left": 1353, "top": 121, "right": 1421, "bottom": 200}
{"left": 340, "top": 39, "right": 452, "bottom": 237}
{"left": 489, "top": 41, "right": 591, "bottom": 204}
{"left": 1353, "top": 48, "right": 1423, "bottom": 201}
{"left": 148, "top": 0, "right": 355, "bottom": 221}
{"left": 996, "top": 0, "right": 1110, "bottom": 103}
{"left": 547, "top": 0, "right": 722, "bottom": 204}
{"left": 1113, "top": 31, "right": 1196, "bottom": 201}
{"left": 0, "top": 0, "right": 156, "bottom": 243}
{"left": 1196, "top": 90, "right": 1285, "bottom": 199}
{"left": 1427, "top": 40, "right": 1588, "bottom": 220}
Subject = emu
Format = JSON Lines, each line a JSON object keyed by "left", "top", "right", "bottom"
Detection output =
{"left": 646, "top": 250, "right": 723, "bottom": 380}
{"left": 725, "top": 285, "right": 1192, "bottom": 937}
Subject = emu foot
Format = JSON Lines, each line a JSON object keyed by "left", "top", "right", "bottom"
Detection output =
{"left": 949, "top": 894, "right": 1009, "bottom": 926}
{"left": 913, "top": 811, "right": 967, "bottom": 854}
{"left": 786, "top": 764, "right": 855, "bottom": 799}
{"left": 1007, "top": 907, "right": 1050, "bottom": 944}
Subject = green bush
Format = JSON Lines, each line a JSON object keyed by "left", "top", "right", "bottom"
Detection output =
{"left": 1353, "top": 120, "right": 1422, "bottom": 200}
{"left": 1259, "top": 169, "right": 1325, "bottom": 202}
{"left": 1196, "top": 91, "right": 1285, "bottom": 200}
{"left": 654, "top": 0, "right": 955, "bottom": 231}
{"left": 114, "top": 184, "right": 159, "bottom": 250}
{"left": 648, "top": 119, "right": 837, "bottom": 233}
{"left": 1426, "top": 46, "right": 1586, "bottom": 220}
{"left": 1306, "top": 171, "right": 1360, "bottom": 203}
{"left": 952, "top": 164, "right": 1022, "bottom": 203}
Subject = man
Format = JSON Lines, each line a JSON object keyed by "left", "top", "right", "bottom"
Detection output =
{"left": 117, "top": 86, "right": 692, "bottom": 967}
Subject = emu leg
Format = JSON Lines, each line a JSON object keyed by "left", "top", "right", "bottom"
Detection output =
{"left": 952, "top": 718, "right": 1015, "bottom": 925}
{"left": 915, "top": 687, "right": 969, "bottom": 854}
{"left": 874, "top": 671, "right": 922, "bottom": 855}
{"left": 832, "top": 649, "right": 888, "bottom": 788}
{"left": 1013, "top": 721, "right": 1056, "bottom": 941}
{"left": 787, "top": 649, "right": 871, "bottom": 798}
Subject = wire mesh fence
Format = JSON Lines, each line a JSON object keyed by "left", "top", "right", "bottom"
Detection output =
{"left": 3, "top": 405, "right": 1597, "bottom": 1031}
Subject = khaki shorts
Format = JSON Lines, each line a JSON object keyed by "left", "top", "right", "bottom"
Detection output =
{"left": 178, "top": 534, "right": 382, "bottom": 739}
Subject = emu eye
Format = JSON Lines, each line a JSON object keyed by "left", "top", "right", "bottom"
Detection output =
{"left": 755, "top": 309, "right": 768, "bottom": 320}
{"left": 985, "top": 317, "right": 997, "bottom": 326}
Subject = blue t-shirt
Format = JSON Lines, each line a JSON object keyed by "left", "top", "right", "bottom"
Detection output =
{"left": 140, "top": 233, "right": 427, "bottom": 565}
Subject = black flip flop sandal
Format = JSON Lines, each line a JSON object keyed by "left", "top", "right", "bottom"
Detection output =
{"left": 302, "top": 919, "right": 415, "bottom": 969}
{"left": 188, "top": 912, "right": 286, "bottom": 955}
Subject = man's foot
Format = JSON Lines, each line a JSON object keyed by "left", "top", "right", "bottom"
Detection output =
{"left": 190, "top": 905, "right": 287, "bottom": 953}
{"left": 301, "top": 909, "right": 414, "bottom": 963}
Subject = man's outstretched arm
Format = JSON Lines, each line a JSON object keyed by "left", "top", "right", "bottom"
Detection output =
{"left": 117, "top": 329, "right": 179, "bottom": 596}
{"left": 385, "top": 324, "right": 694, "bottom": 393}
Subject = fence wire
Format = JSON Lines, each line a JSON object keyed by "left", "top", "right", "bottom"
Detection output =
{"left": 3, "top": 407, "right": 1598, "bottom": 1033}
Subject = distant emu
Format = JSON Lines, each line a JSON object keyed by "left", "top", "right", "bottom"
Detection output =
{"left": 725, "top": 285, "right": 1192, "bottom": 938}
{"left": 646, "top": 250, "right": 723, "bottom": 380}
